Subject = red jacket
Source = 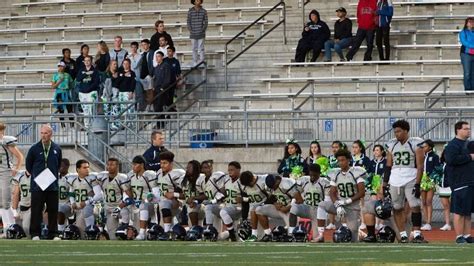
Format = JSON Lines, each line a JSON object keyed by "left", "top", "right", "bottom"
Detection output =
{"left": 357, "top": 0, "right": 377, "bottom": 30}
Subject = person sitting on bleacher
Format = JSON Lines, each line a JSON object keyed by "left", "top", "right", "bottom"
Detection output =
{"left": 295, "top": 9, "right": 330, "bottom": 63}
{"left": 346, "top": 0, "right": 377, "bottom": 61}
{"left": 323, "top": 7, "right": 352, "bottom": 62}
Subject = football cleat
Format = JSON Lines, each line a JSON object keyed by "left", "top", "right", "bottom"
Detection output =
{"left": 158, "top": 231, "right": 172, "bottom": 241}
{"left": 362, "top": 235, "right": 377, "bottom": 243}
{"left": 259, "top": 234, "right": 272, "bottom": 242}
{"left": 411, "top": 234, "right": 428, "bottom": 244}
{"left": 399, "top": 235, "right": 409, "bottom": 243}
{"left": 135, "top": 233, "right": 146, "bottom": 241}
{"left": 245, "top": 235, "right": 258, "bottom": 242}
{"left": 325, "top": 223, "right": 336, "bottom": 230}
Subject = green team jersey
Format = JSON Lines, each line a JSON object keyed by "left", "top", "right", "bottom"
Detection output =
{"left": 128, "top": 170, "right": 158, "bottom": 201}
{"left": 241, "top": 174, "right": 268, "bottom": 204}
{"left": 12, "top": 170, "right": 30, "bottom": 207}
{"left": 97, "top": 171, "right": 131, "bottom": 208}
{"left": 67, "top": 173, "right": 99, "bottom": 203}
{"left": 297, "top": 176, "right": 330, "bottom": 207}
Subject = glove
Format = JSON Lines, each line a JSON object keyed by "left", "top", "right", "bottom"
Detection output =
{"left": 336, "top": 206, "right": 346, "bottom": 220}
{"left": 10, "top": 207, "right": 19, "bottom": 218}
{"left": 412, "top": 183, "right": 421, "bottom": 199}
{"left": 123, "top": 198, "right": 135, "bottom": 206}
{"left": 335, "top": 198, "right": 352, "bottom": 207}
{"left": 146, "top": 192, "right": 154, "bottom": 202}
{"left": 134, "top": 200, "right": 142, "bottom": 208}
{"left": 112, "top": 207, "right": 121, "bottom": 218}
{"left": 85, "top": 197, "right": 94, "bottom": 206}
{"left": 383, "top": 185, "right": 391, "bottom": 198}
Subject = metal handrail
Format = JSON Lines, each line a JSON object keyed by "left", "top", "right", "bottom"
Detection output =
{"left": 424, "top": 78, "right": 448, "bottom": 109}
{"left": 302, "top": 0, "right": 311, "bottom": 26}
{"left": 224, "top": 1, "right": 286, "bottom": 90}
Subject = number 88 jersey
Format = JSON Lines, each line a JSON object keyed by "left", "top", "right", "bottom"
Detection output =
{"left": 328, "top": 167, "right": 366, "bottom": 204}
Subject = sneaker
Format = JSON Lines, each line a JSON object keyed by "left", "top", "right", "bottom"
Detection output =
{"left": 325, "top": 223, "right": 336, "bottom": 230}
{"left": 32, "top": 236, "right": 40, "bottom": 241}
{"left": 259, "top": 234, "right": 272, "bottom": 242}
{"left": 399, "top": 235, "right": 409, "bottom": 243}
{"left": 359, "top": 223, "right": 367, "bottom": 230}
{"left": 313, "top": 236, "right": 324, "bottom": 243}
{"left": 339, "top": 58, "right": 346, "bottom": 62}
{"left": 456, "top": 236, "right": 467, "bottom": 244}
{"left": 229, "top": 232, "right": 237, "bottom": 242}
{"left": 135, "top": 233, "right": 146, "bottom": 241}
{"left": 323, "top": 59, "right": 331, "bottom": 62}
{"left": 420, "top": 224, "right": 432, "bottom": 231}
{"left": 440, "top": 224, "right": 452, "bottom": 231}
{"left": 53, "top": 237, "right": 61, "bottom": 241}
{"left": 362, "top": 235, "right": 377, "bottom": 243}
{"left": 411, "top": 234, "right": 428, "bottom": 243}
{"left": 245, "top": 235, "right": 258, "bottom": 242}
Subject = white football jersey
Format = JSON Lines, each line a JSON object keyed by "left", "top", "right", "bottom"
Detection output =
{"left": 58, "top": 174, "right": 71, "bottom": 204}
{"left": 157, "top": 168, "right": 186, "bottom": 197}
{"left": 12, "top": 170, "right": 30, "bottom": 207}
{"left": 241, "top": 174, "right": 268, "bottom": 204}
{"left": 223, "top": 175, "right": 242, "bottom": 206}
{"left": 0, "top": 135, "right": 17, "bottom": 172}
{"left": 272, "top": 177, "right": 298, "bottom": 206}
{"left": 328, "top": 167, "right": 366, "bottom": 201}
{"left": 386, "top": 137, "right": 423, "bottom": 186}
{"left": 128, "top": 170, "right": 158, "bottom": 201}
{"left": 97, "top": 171, "right": 131, "bottom": 207}
{"left": 199, "top": 171, "right": 226, "bottom": 201}
{"left": 297, "top": 176, "right": 330, "bottom": 207}
{"left": 67, "top": 173, "right": 99, "bottom": 203}
{"left": 182, "top": 173, "right": 203, "bottom": 200}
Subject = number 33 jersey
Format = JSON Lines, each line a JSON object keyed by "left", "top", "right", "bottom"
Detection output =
{"left": 328, "top": 167, "right": 366, "bottom": 205}
{"left": 386, "top": 137, "right": 423, "bottom": 186}
{"left": 97, "top": 171, "right": 131, "bottom": 208}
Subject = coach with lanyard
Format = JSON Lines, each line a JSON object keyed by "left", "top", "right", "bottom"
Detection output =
{"left": 444, "top": 121, "right": 474, "bottom": 244}
{"left": 25, "top": 124, "right": 62, "bottom": 240}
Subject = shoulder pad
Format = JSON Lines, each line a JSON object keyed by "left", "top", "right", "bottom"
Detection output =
{"left": 126, "top": 170, "right": 135, "bottom": 178}
{"left": 385, "top": 138, "right": 398, "bottom": 150}
{"left": 143, "top": 170, "right": 157, "bottom": 179}
{"left": 409, "top": 137, "right": 424, "bottom": 146}
{"left": 116, "top": 173, "right": 128, "bottom": 180}
{"left": 1, "top": 135, "right": 17, "bottom": 145}
{"left": 327, "top": 168, "right": 340, "bottom": 177}
{"left": 211, "top": 171, "right": 226, "bottom": 178}
{"left": 97, "top": 171, "right": 109, "bottom": 180}
{"left": 171, "top": 169, "right": 186, "bottom": 178}
{"left": 297, "top": 176, "right": 310, "bottom": 186}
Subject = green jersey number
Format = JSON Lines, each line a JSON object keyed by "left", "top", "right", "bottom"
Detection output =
{"left": 160, "top": 183, "right": 169, "bottom": 193}
{"left": 393, "top": 151, "right": 411, "bottom": 166}
{"left": 105, "top": 188, "right": 117, "bottom": 203}
{"left": 276, "top": 194, "right": 288, "bottom": 205}
{"left": 20, "top": 184, "right": 28, "bottom": 198}
{"left": 132, "top": 185, "right": 144, "bottom": 200}
{"left": 248, "top": 194, "right": 264, "bottom": 203}
{"left": 204, "top": 190, "right": 213, "bottom": 200}
{"left": 74, "top": 189, "right": 89, "bottom": 202}
{"left": 337, "top": 183, "right": 355, "bottom": 198}
{"left": 225, "top": 189, "right": 238, "bottom": 204}
{"left": 59, "top": 185, "right": 68, "bottom": 200}
{"left": 304, "top": 192, "right": 321, "bottom": 206}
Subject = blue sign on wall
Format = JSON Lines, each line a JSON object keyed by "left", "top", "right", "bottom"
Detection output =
{"left": 324, "top": 120, "right": 333, "bottom": 132}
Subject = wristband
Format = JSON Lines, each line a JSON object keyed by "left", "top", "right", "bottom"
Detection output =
{"left": 173, "top": 192, "right": 180, "bottom": 198}
{"left": 211, "top": 199, "right": 217, "bottom": 204}
{"left": 242, "top": 197, "right": 249, "bottom": 203}
{"left": 344, "top": 198, "right": 352, "bottom": 205}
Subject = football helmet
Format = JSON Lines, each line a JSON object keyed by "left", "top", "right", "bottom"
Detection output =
{"left": 147, "top": 223, "right": 165, "bottom": 240}
{"left": 376, "top": 225, "right": 396, "bottom": 243}
{"left": 171, "top": 224, "right": 187, "bottom": 241}
{"left": 237, "top": 220, "right": 252, "bottom": 241}
{"left": 292, "top": 224, "right": 308, "bottom": 242}
{"left": 202, "top": 225, "right": 218, "bottom": 241}
{"left": 62, "top": 224, "right": 81, "bottom": 240}
{"left": 374, "top": 198, "right": 393, "bottom": 220}
{"left": 85, "top": 225, "right": 101, "bottom": 240}
{"left": 98, "top": 230, "right": 110, "bottom": 240}
{"left": 6, "top": 224, "right": 26, "bottom": 239}
{"left": 272, "top": 225, "right": 287, "bottom": 242}
{"left": 333, "top": 226, "right": 352, "bottom": 243}
{"left": 115, "top": 224, "right": 138, "bottom": 240}
{"left": 185, "top": 225, "right": 204, "bottom": 241}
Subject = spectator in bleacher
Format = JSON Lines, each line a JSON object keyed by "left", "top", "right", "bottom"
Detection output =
{"left": 460, "top": 17, "right": 474, "bottom": 91}
{"left": 102, "top": 60, "right": 120, "bottom": 121}
{"left": 75, "top": 56, "right": 100, "bottom": 128}
{"left": 152, "top": 51, "right": 172, "bottom": 128}
{"left": 187, "top": 0, "right": 208, "bottom": 67}
{"left": 127, "top": 42, "right": 143, "bottom": 112}
{"left": 277, "top": 138, "right": 309, "bottom": 179}
{"left": 164, "top": 46, "right": 182, "bottom": 111}
{"left": 150, "top": 20, "right": 174, "bottom": 51}
{"left": 139, "top": 39, "right": 155, "bottom": 112}
{"left": 109, "top": 36, "right": 128, "bottom": 69}
{"left": 346, "top": 0, "right": 377, "bottom": 61}
{"left": 76, "top": 44, "right": 91, "bottom": 72}
{"left": 143, "top": 130, "right": 168, "bottom": 171}
{"left": 295, "top": 9, "right": 330, "bottom": 63}
{"left": 52, "top": 61, "right": 74, "bottom": 128}
{"left": 375, "top": 0, "right": 394, "bottom": 61}
{"left": 153, "top": 36, "right": 169, "bottom": 67}
{"left": 324, "top": 7, "right": 352, "bottom": 62}
{"left": 94, "top": 41, "right": 111, "bottom": 74}
{"left": 60, "top": 48, "right": 77, "bottom": 80}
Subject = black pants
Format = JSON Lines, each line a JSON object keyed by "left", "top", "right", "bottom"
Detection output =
{"left": 55, "top": 93, "right": 74, "bottom": 127}
{"left": 30, "top": 191, "right": 59, "bottom": 239}
{"left": 153, "top": 89, "right": 167, "bottom": 128}
{"left": 346, "top": 28, "right": 375, "bottom": 61}
{"left": 295, "top": 39, "right": 324, "bottom": 62}
{"left": 376, "top": 26, "right": 391, "bottom": 60}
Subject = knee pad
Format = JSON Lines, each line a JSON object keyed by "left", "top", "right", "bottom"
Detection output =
{"left": 289, "top": 205, "right": 298, "bottom": 215}
{"left": 411, "top": 212, "right": 422, "bottom": 227}
{"left": 161, "top": 208, "right": 172, "bottom": 218}
{"left": 316, "top": 206, "right": 328, "bottom": 220}
{"left": 140, "top": 209, "right": 149, "bottom": 221}
{"left": 121, "top": 208, "right": 130, "bottom": 223}
{"left": 219, "top": 209, "right": 233, "bottom": 225}
{"left": 255, "top": 206, "right": 263, "bottom": 216}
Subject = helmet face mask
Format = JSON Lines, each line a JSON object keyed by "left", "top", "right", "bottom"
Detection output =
{"left": 333, "top": 226, "right": 352, "bottom": 243}
{"left": 238, "top": 220, "right": 252, "bottom": 240}
{"left": 62, "top": 224, "right": 81, "bottom": 240}
{"left": 185, "top": 225, "right": 203, "bottom": 241}
{"left": 115, "top": 224, "right": 138, "bottom": 240}
{"left": 292, "top": 225, "right": 308, "bottom": 242}
{"left": 272, "top": 226, "right": 287, "bottom": 242}
{"left": 203, "top": 225, "right": 218, "bottom": 241}
{"left": 85, "top": 225, "right": 101, "bottom": 240}
{"left": 6, "top": 224, "right": 26, "bottom": 239}
{"left": 377, "top": 225, "right": 396, "bottom": 243}
{"left": 375, "top": 198, "right": 393, "bottom": 220}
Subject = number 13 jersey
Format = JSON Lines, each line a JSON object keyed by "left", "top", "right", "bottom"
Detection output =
{"left": 386, "top": 137, "right": 423, "bottom": 186}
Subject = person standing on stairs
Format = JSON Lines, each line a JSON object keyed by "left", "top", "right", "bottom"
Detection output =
{"left": 375, "top": 0, "right": 394, "bottom": 61}
{"left": 460, "top": 17, "right": 474, "bottom": 91}
{"left": 346, "top": 0, "right": 377, "bottom": 61}
{"left": 187, "top": 0, "right": 208, "bottom": 67}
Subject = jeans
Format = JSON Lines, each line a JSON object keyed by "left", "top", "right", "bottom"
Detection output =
{"left": 461, "top": 53, "right": 474, "bottom": 91}
{"left": 346, "top": 28, "right": 375, "bottom": 61}
{"left": 376, "top": 26, "right": 391, "bottom": 60}
{"left": 191, "top": 38, "right": 205, "bottom": 66}
{"left": 324, "top": 37, "right": 352, "bottom": 61}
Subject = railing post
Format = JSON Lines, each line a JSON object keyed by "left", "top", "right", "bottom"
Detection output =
{"left": 224, "top": 43, "right": 228, "bottom": 90}
{"left": 443, "top": 78, "right": 447, "bottom": 108}
{"left": 311, "top": 82, "right": 315, "bottom": 111}
{"left": 283, "top": 2, "right": 287, "bottom": 44}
